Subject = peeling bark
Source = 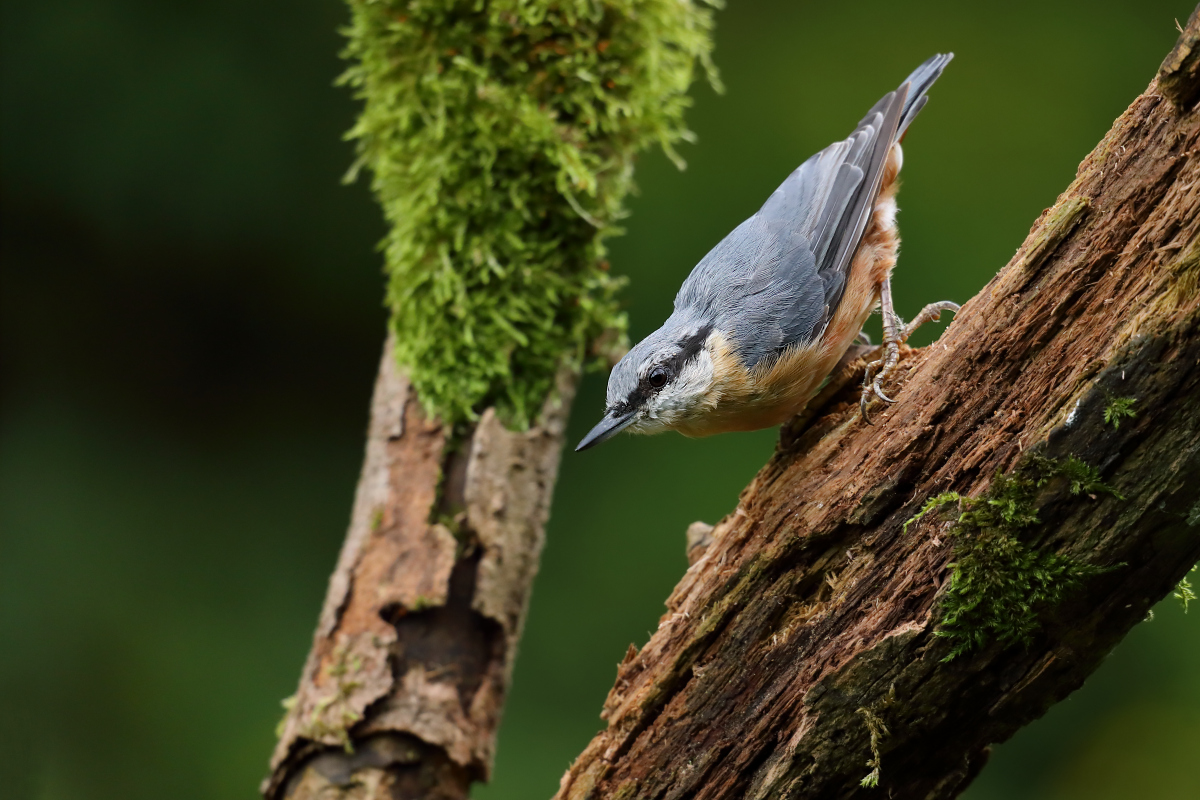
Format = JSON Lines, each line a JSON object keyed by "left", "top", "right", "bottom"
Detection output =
{"left": 263, "top": 338, "right": 576, "bottom": 799}
{"left": 556, "top": 15, "right": 1200, "bottom": 800}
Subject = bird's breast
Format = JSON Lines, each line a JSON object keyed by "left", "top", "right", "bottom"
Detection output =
{"left": 670, "top": 331, "right": 829, "bottom": 437}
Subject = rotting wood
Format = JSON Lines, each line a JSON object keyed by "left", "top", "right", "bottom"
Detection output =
{"left": 1161, "top": 5, "right": 1200, "bottom": 108}
{"left": 555, "top": 14, "right": 1200, "bottom": 800}
{"left": 263, "top": 338, "right": 576, "bottom": 799}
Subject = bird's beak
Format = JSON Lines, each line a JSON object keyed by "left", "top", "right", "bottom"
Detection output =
{"left": 575, "top": 408, "right": 636, "bottom": 452}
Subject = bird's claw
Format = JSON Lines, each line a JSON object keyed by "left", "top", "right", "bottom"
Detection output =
{"left": 859, "top": 350, "right": 897, "bottom": 423}
{"left": 860, "top": 359, "right": 879, "bottom": 425}
{"left": 860, "top": 398, "right": 875, "bottom": 425}
{"left": 857, "top": 282, "right": 959, "bottom": 426}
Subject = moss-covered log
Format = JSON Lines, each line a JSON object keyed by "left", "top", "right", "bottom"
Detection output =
{"left": 555, "top": 10, "right": 1200, "bottom": 800}
{"left": 263, "top": 2, "right": 717, "bottom": 798}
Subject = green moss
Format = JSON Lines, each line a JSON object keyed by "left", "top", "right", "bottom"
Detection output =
{"left": 906, "top": 455, "right": 1121, "bottom": 660}
{"left": 1103, "top": 395, "right": 1137, "bottom": 429}
{"left": 340, "top": 0, "right": 720, "bottom": 428}
{"left": 857, "top": 685, "right": 895, "bottom": 788}
{"left": 903, "top": 492, "right": 962, "bottom": 533}
{"left": 1176, "top": 568, "right": 1196, "bottom": 613}
{"left": 1042, "top": 454, "right": 1123, "bottom": 500}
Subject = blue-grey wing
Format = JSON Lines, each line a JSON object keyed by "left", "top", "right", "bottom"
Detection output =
{"left": 673, "top": 54, "right": 952, "bottom": 371}
{"left": 674, "top": 215, "right": 824, "bottom": 367}
{"left": 761, "top": 90, "right": 908, "bottom": 338}
{"left": 673, "top": 98, "right": 903, "bottom": 369}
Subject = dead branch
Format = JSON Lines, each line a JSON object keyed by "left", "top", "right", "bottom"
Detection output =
{"left": 263, "top": 342, "right": 575, "bottom": 799}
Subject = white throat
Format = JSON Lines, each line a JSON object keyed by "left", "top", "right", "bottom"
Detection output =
{"left": 626, "top": 348, "right": 716, "bottom": 434}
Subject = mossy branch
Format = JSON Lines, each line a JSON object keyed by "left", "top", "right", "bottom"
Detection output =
{"left": 265, "top": 5, "right": 720, "bottom": 799}
{"left": 340, "top": 0, "right": 721, "bottom": 428}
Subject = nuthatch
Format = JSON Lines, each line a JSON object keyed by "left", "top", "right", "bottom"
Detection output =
{"left": 576, "top": 54, "right": 959, "bottom": 452}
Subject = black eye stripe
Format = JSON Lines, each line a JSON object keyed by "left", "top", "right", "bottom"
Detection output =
{"left": 673, "top": 325, "right": 712, "bottom": 369}
{"left": 615, "top": 324, "right": 713, "bottom": 413}
{"left": 653, "top": 324, "right": 712, "bottom": 382}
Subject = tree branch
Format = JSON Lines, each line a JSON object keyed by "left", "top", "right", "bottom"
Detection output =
{"left": 556, "top": 13, "right": 1200, "bottom": 800}
{"left": 263, "top": 342, "right": 575, "bottom": 799}
{"left": 262, "top": 2, "right": 719, "bottom": 796}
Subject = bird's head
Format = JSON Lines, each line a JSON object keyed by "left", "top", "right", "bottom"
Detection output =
{"left": 575, "top": 315, "right": 717, "bottom": 451}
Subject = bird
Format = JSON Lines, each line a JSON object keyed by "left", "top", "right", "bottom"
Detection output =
{"left": 576, "top": 54, "right": 960, "bottom": 452}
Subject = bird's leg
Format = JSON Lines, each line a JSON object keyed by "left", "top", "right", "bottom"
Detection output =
{"left": 860, "top": 276, "right": 903, "bottom": 422}
{"left": 860, "top": 277, "right": 960, "bottom": 423}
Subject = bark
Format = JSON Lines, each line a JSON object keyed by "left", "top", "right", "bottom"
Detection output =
{"left": 263, "top": 337, "right": 576, "bottom": 799}
{"left": 556, "top": 12, "right": 1200, "bottom": 800}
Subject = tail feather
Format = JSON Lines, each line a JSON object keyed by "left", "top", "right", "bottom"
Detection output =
{"left": 897, "top": 53, "right": 953, "bottom": 140}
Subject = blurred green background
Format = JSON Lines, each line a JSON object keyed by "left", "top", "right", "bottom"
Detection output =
{"left": 2, "top": 1, "right": 1197, "bottom": 799}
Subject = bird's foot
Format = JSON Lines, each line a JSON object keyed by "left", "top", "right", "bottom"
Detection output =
{"left": 859, "top": 343, "right": 900, "bottom": 425}
{"left": 858, "top": 280, "right": 959, "bottom": 424}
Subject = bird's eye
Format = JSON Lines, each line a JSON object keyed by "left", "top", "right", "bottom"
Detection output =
{"left": 648, "top": 366, "right": 670, "bottom": 389}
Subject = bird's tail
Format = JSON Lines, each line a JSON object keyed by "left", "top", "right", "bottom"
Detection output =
{"left": 896, "top": 53, "right": 953, "bottom": 140}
